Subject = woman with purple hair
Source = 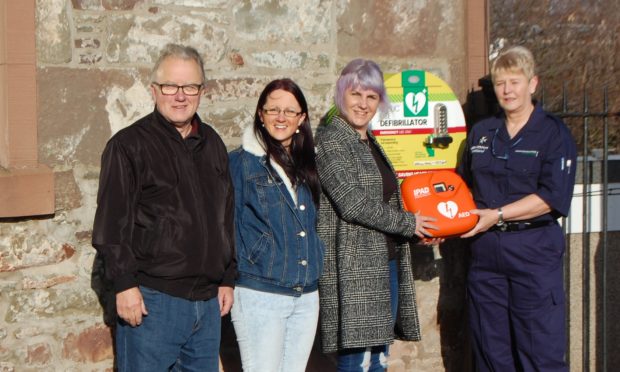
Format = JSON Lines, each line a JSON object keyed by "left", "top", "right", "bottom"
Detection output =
{"left": 315, "top": 59, "right": 438, "bottom": 371}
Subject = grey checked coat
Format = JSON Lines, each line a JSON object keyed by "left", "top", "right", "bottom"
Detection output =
{"left": 315, "top": 115, "right": 422, "bottom": 353}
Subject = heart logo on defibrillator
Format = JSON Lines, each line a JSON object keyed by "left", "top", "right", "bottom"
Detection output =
{"left": 404, "top": 90, "right": 427, "bottom": 116}
{"left": 401, "top": 170, "right": 479, "bottom": 237}
{"left": 437, "top": 201, "right": 458, "bottom": 219}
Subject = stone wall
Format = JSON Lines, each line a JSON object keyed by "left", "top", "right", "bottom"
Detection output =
{"left": 490, "top": 0, "right": 620, "bottom": 151}
{"left": 0, "top": 1, "right": 472, "bottom": 371}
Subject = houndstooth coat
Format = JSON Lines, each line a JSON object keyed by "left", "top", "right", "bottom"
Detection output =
{"left": 315, "top": 115, "right": 422, "bottom": 353}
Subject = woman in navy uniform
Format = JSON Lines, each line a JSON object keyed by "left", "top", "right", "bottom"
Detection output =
{"left": 458, "top": 46, "right": 577, "bottom": 371}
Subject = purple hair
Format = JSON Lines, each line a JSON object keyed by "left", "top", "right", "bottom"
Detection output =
{"left": 334, "top": 59, "right": 390, "bottom": 116}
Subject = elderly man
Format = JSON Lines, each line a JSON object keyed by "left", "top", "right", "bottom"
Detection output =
{"left": 92, "top": 44, "right": 236, "bottom": 372}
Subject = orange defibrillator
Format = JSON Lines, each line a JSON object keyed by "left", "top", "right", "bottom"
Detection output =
{"left": 401, "top": 170, "right": 478, "bottom": 238}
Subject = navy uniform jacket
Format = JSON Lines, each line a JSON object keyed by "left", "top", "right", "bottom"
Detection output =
{"left": 458, "top": 104, "right": 577, "bottom": 221}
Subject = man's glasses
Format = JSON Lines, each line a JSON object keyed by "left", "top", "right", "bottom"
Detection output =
{"left": 491, "top": 128, "right": 523, "bottom": 160}
{"left": 262, "top": 107, "right": 302, "bottom": 118}
{"left": 153, "top": 83, "right": 203, "bottom": 96}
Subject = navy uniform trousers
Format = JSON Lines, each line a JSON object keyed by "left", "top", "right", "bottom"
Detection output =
{"left": 468, "top": 223, "right": 568, "bottom": 372}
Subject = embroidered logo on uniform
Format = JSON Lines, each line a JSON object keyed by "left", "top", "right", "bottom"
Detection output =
{"left": 478, "top": 136, "right": 488, "bottom": 145}
{"left": 470, "top": 145, "right": 488, "bottom": 154}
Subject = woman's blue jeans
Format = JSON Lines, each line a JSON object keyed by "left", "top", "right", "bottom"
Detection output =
{"left": 231, "top": 287, "right": 319, "bottom": 372}
{"left": 337, "top": 259, "right": 399, "bottom": 372}
{"left": 115, "top": 286, "right": 221, "bottom": 372}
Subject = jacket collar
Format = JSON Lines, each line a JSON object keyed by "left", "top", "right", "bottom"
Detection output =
{"left": 241, "top": 124, "right": 266, "bottom": 157}
{"left": 241, "top": 125, "right": 297, "bottom": 205}
{"left": 488, "top": 102, "right": 546, "bottom": 134}
{"left": 330, "top": 115, "right": 367, "bottom": 140}
{"left": 328, "top": 114, "right": 382, "bottom": 146}
{"left": 152, "top": 107, "right": 205, "bottom": 146}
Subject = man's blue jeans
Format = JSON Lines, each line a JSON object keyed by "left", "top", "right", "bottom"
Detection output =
{"left": 337, "top": 259, "right": 399, "bottom": 372}
{"left": 115, "top": 286, "right": 221, "bottom": 372}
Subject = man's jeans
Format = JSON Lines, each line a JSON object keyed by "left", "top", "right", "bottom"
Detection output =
{"left": 116, "top": 286, "right": 221, "bottom": 372}
{"left": 337, "top": 259, "right": 399, "bottom": 372}
{"left": 231, "top": 286, "right": 319, "bottom": 372}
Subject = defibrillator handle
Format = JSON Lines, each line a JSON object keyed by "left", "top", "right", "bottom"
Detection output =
{"left": 424, "top": 103, "right": 453, "bottom": 148}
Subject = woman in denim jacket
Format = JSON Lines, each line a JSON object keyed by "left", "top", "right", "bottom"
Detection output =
{"left": 228, "top": 78, "right": 323, "bottom": 372}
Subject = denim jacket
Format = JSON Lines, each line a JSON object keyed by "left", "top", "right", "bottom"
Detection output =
{"left": 228, "top": 127, "right": 324, "bottom": 297}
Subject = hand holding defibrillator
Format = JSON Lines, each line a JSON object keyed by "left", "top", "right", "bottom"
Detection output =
{"left": 413, "top": 212, "right": 439, "bottom": 238}
{"left": 401, "top": 170, "right": 479, "bottom": 239}
{"left": 412, "top": 212, "right": 443, "bottom": 245}
{"left": 459, "top": 208, "right": 501, "bottom": 238}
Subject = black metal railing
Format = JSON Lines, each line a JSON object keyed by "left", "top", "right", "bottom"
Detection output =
{"left": 542, "top": 85, "right": 620, "bottom": 372}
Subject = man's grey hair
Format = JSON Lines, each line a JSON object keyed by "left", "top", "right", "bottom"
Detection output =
{"left": 151, "top": 43, "right": 206, "bottom": 84}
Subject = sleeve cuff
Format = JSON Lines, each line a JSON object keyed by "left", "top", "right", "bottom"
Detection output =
{"left": 403, "top": 211, "right": 417, "bottom": 238}
{"left": 113, "top": 272, "right": 138, "bottom": 294}
{"left": 220, "top": 266, "right": 237, "bottom": 288}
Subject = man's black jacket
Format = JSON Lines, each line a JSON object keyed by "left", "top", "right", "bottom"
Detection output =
{"left": 92, "top": 109, "right": 236, "bottom": 301}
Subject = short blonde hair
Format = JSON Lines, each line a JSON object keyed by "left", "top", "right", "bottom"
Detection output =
{"left": 491, "top": 46, "right": 536, "bottom": 82}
